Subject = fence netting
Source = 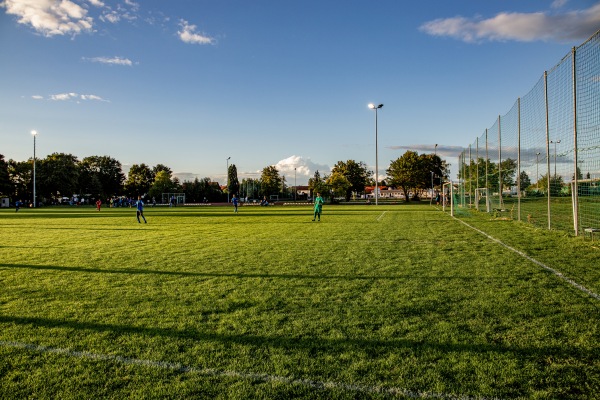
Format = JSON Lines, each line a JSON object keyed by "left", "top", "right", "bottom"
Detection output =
{"left": 454, "top": 30, "right": 600, "bottom": 236}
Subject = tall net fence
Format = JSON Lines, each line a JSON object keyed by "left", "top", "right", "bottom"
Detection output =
{"left": 455, "top": 30, "right": 600, "bottom": 236}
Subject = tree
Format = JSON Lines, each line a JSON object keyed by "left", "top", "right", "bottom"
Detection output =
{"left": 326, "top": 172, "right": 351, "bottom": 199}
{"left": 8, "top": 159, "right": 31, "bottom": 202}
{"left": 308, "top": 170, "right": 327, "bottom": 198}
{"left": 182, "top": 177, "right": 222, "bottom": 202}
{"left": 499, "top": 158, "right": 517, "bottom": 189}
{"left": 124, "top": 163, "right": 153, "bottom": 197}
{"left": 0, "top": 154, "right": 11, "bottom": 197}
{"left": 79, "top": 156, "right": 125, "bottom": 198}
{"left": 37, "top": 153, "right": 80, "bottom": 201}
{"left": 148, "top": 170, "right": 176, "bottom": 199}
{"left": 459, "top": 157, "right": 515, "bottom": 194}
{"left": 228, "top": 164, "right": 240, "bottom": 196}
{"left": 519, "top": 171, "right": 531, "bottom": 190}
{"left": 260, "top": 166, "right": 281, "bottom": 197}
{"left": 386, "top": 151, "right": 425, "bottom": 201}
{"left": 331, "top": 160, "right": 371, "bottom": 201}
{"left": 421, "top": 154, "right": 448, "bottom": 189}
{"left": 537, "top": 174, "right": 564, "bottom": 196}
{"left": 241, "top": 178, "right": 260, "bottom": 199}
{"left": 152, "top": 164, "right": 172, "bottom": 179}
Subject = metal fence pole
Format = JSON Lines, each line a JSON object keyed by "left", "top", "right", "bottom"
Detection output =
{"left": 476, "top": 137, "right": 480, "bottom": 190}
{"left": 498, "top": 115, "right": 503, "bottom": 208}
{"left": 469, "top": 144, "right": 472, "bottom": 207}
{"left": 517, "top": 97, "right": 521, "bottom": 221}
{"left": 485, "top": 129, "right": 489, "bottom": 212}
{"left": 572, "top": 47, "right": 579, "bottom": 236}
{"left": 544, "top": 71, "right": 552, "bottom": 230}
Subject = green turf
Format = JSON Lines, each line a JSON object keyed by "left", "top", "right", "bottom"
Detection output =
{"left": 1, "top": 204, "right": 599, "bottom": 399}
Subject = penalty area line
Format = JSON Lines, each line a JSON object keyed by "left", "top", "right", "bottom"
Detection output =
{"left": 0, "top": 340, "right": 500, "bottom": 400}
{"left": 377, "top": 211, "right": 387, "bottom": 221}
{"left": 453, "top": 216, "right": 600, "bottom": 301}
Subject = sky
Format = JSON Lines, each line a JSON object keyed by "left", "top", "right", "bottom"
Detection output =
{"left": 1, "top": 0, "right": 599, "bottom": 185}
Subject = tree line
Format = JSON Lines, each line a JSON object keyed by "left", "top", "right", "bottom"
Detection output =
{"left": 458, "top": 157, "right": 596, "bottom": 197}
{"left": 0, "top": 151, "right": 449, "bottom": 205}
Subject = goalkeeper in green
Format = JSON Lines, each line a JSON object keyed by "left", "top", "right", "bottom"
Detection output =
{"left": 312, "top": 192, "right": 324, "bottom": 221}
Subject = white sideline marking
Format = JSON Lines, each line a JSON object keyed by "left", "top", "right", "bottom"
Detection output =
{"left": 453, "top": 217, "right": 600, "bottom": 301}
{"left": 377, "top": 211, "right": 387, "bottom": 221}
{"left": 0, "top": 340, "right": 500, "bottom": 400}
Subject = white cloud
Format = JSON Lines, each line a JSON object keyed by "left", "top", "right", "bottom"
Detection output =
{"left": 420, "top": 3, "right": 600, "bottom": 43}
{"left": 83, "top": 56, "right": 134, "bottom": 66}
{"left": 100, "top": 10, "right": 119, "bottom": 23}
{"left": 80, "top": 94, "right": 107, "bottom": 101}
{"left": 87, "top": 0, "right": 104, "bottom": 7}
{"left": 50, "top": 92, "right": 78, "bottom": 101}
{"left": 274, "top": 155, "right": 330, "bottom": 183}
{"left": 178, "top": 19, "right": 214, "bottom": 44}
{"left": 31, "top": 95, "right": 44, "bottom": 100}
{"left": 1, "top": 0, "right": 94, "bottom": 37}
{"left": 46, "top": 92, "right": 108, "bottom": 102}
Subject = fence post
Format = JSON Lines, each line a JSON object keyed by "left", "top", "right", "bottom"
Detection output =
{"left": 476, "top": 137, "right": 480, "bottom": 190}
{"left": 485, "top": 129, "right": 489, "bottom": 212}
{"left": 517, "top": 97, "right": 521, "bottom": 222}
{"left": 572, "top": 47, "right": 579, "bottom": 236}
{"left": 469, "top": 144, "right": 472, "bottom": 207}
{"left": 545, "top": 71, "right": 551, "bottom": 230}
{"left": 498, "top": 115, "right": 503, "bottom": 208}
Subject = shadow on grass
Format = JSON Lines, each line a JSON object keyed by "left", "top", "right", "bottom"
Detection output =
{"left": 1, "top": 263, "right": 496, "bottom": 282}
{"left": 0, "top": 314, "right": 593, "bottom": 360}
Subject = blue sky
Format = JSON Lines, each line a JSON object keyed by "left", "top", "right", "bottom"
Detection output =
{"left": 1, "top": 0, "right": 599, "bottom": 185}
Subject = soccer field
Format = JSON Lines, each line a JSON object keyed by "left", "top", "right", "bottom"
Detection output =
{"left": 1, "top": 204, "right": 599, "bottom": 399}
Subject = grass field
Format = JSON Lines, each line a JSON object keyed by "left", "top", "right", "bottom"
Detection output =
{"left": 1, "top": 204, "right": 599, "bottom": 399}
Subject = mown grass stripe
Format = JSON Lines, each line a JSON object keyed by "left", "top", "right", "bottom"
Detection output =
{"left": 0, "top": 340, "right": 501, "bottom": 400}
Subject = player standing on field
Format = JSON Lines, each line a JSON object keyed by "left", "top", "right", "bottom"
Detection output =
{"left": 232, "top": 194, "right": 239, "bottom": 213}
{"left": 312, "top": 192, "right": 324, "bottom": 221}
{"left": 136, "top": 196, "right": 147, "bottom": 223}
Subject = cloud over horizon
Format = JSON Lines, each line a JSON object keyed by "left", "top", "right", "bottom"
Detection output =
{"left": 32, "top": 92, "right": 109, "bottom": 102}
{"left": 420, "top": 3, "right": 600, "bottom": 43}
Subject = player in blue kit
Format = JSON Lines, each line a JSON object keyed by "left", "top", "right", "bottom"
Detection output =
{"left": 136, "top": 196, "right": 147, "bottom": 223}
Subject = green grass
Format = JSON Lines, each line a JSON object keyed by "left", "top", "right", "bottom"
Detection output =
{"left": 1, "top": 204, "right": 599, "bottom": 399}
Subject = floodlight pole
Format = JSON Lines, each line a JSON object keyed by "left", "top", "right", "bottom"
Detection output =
{"left": 368, "top": 103, "right": 383, "bottom": 205}
{"left": 294, "top": 167, "right": 297, "bottom": 202}
{"left": 226, "top": 157, "right": 231, "bottom": 203}
{"left": 31, "top": 130, "right": 37, "bottom": 208}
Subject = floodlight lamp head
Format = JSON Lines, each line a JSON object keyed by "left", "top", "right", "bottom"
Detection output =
{"left": 31, "top": 130, "right": 37, "bottom": 136}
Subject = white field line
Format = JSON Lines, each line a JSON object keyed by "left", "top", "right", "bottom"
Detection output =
{"left": 0, "top": 340, "right": 501, "bottom": 400}
{"left": 453, "top": 217, "right": 600, "bottom": 301}
{"left": 377, "top": 211, "right": 387, "bottom": 221}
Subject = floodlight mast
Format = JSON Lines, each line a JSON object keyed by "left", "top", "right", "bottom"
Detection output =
{"left": 368, "top": 103, "right": 383, "bottom": 205}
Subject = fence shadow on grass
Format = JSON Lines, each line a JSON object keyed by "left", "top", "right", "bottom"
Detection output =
{"left": 2, "top": 263, "right": 506, "bottom": 283}
{"left": 0, "top": 314, "right": 594, "bottom": 361}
